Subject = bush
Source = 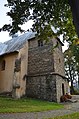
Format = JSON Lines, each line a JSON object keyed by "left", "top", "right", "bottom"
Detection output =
{"left": 73, "top": 88, "right": 79, "bottom": 95}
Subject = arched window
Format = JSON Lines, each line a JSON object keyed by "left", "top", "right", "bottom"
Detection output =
{"left": 1, "top": 60, "right": 6, "bottom": 70}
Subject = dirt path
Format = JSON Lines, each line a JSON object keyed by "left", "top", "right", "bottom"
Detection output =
{"left": 0, "top": 95, "right": 79, "bottom": 119}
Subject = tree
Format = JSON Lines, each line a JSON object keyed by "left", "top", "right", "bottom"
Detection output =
{"left": 71, "top": 44, "right": 79, "bottom": 88}
{"left": 64, "top": 49, "right": 76, "bottom": 94}
{"left": 64, "top": 43, "right": 79, "bottom": 94}
{"left": 69, "top": 0, "right": 79, "bottom": 38}
{"left": 0, "top": 0, "right": 76, "bottom": 40}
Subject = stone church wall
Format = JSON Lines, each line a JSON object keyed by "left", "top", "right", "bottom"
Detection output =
{"left": 56, "top": 75, "right": 69, "bottom": 102}
{"left": 27, "top": 38, "right": 69, "bottom": 102}
{"left": 28, "top": 43, "right": 54, "bottom": 75}
{"left": 26, "top": 74, "right": 57, "bottom": 102}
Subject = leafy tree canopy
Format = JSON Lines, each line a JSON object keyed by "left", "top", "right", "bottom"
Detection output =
{"left": 0, "top": 0, "right": 77, "bottom": 41}
{"left": 64, "top": 44, "right": 79, "bottom": 93}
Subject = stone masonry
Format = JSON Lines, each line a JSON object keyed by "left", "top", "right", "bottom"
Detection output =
{"left": 26, "top": 38, "right": 69, "bottom": 102}
{"left": 26, "top": 74, "right": 57, "bottom": 102}
{"left": 28, "top": 42, "right": 54, "bottom": 75}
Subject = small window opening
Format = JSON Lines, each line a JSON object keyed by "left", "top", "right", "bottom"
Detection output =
{"left": 1, "top": 60, "right": 6, "bottom": 70}
{"left": 38, "top": 40, "right": 43, "bottom": 47}
{"left": 59, "top": 58, "right": 61, "bottom": 63}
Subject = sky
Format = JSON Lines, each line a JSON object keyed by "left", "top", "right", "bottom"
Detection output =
{"left": 0, "top": 0, "right": 68, "bottom": 51}
{"left": 0, "top": 0, "right": 33, "bottom": 43}
{"left": 0, "top": 0, "right": 11, "bottom": 42}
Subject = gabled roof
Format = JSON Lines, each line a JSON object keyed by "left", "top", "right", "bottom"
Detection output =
{"left": 0, "top": 32, "right": 64, "bottom": 56}
{"left": 0, "top": 32, "right": 35, "bottom": 56}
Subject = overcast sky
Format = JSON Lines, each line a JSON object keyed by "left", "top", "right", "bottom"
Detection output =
{"left": 0, "top": 0, "right": 11, "bottom": 42}
{"left": 0, "top": 0, "right": 33, "bottom": 43}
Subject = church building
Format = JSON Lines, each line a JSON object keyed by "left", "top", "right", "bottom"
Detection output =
{"left": 0, "top": 32, "right": 69, "bottom": 102}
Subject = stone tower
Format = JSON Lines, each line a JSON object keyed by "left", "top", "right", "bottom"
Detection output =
{"left": 26, "top": 37, "right": 69, "bottom": 102}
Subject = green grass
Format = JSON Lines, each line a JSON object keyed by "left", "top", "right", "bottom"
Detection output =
{"left": 0, "top": 97, "right": 63, "bottom": 113}
{"left": 48, "top": 112, "right": 79, "bottom": 119}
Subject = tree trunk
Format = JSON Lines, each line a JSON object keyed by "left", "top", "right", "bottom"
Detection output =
{"left": 69, "top": 0, "right": 79, "bottom": 37}
{"left": 68, "top": 62, "right": 74, "bottom": 94}
{"left": 71, "top": 80, "right": 74, "bottom": 94}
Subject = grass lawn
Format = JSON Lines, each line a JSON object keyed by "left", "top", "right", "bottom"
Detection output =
{"left": 0, "top": 97, "right": 63, "bottom": 113}
{"left": 48, "top": 112, "right": 79, "bottom": 119}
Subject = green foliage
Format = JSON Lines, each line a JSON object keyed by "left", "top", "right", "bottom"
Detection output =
{"left": 64, "top": 48, "right": 77, "bottom": 82}
{"left": 74, "top": 88, "right": 79, "bottom": 95}
{"left": 0, "top": 97, "right": 63, "bottom": 113}
{"left": 0, "top": 0, "right": 76, "bottom": 40}
{"left": 64, "top": 43, "right": 79, "bottom": 94}
{"left": 71, "top": 45, "right": 79, "bottom": 72}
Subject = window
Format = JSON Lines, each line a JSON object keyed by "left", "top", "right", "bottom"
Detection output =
{"left": 1, "top": 60, "right": 6, "bottom": 70}
{"left": 38, "top": 40, "right": 43, "bottom": 47}
{"left": 59, "top": 58, "right": 61, "bottom": 63}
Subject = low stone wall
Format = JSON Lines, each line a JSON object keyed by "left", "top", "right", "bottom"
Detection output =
{"left": 26, "top": 74, "right": 57, "bottom": 102}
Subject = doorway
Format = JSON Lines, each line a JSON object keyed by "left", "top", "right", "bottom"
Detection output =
{"left": 62, "top": 83, "right": 65, "bottom": 95}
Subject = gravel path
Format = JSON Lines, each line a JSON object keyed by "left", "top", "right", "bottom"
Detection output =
{"left": 0, "top": 95, "right": 79, "bottom": 119}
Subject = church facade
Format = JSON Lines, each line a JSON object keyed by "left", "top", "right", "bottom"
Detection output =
{"left": 0, "top": 32, "right": 69, "bottom": 102}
